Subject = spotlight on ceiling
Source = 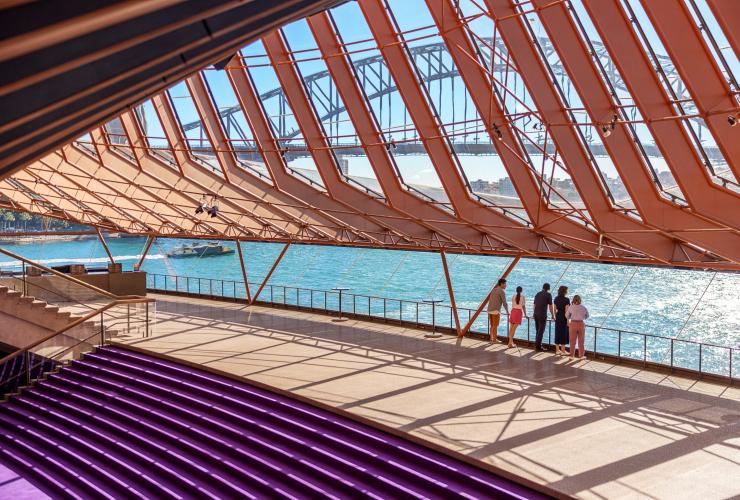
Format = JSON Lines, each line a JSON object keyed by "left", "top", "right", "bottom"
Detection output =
{"left": 492, "top": 124, "right": 503, "bottom": 141}
{"left": 194, "top": 205, "right": 204, "bottom": 215}
{"left": 207, "top": 204, "right": 219, "bottom": 218}
{"left": 601, "top": 124, "right": 612, "bottom": 138}
{"left": 728, "top": 115, "right": 738, "bottom": 127}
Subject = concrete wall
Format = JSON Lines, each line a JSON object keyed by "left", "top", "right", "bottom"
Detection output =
{"left": 25, "top": 272, "right": 147, "bottom": 301}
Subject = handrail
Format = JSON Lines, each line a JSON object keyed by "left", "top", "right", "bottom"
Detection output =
{"left": 0, "top": 297, "right": 155, "bottom": 366}
{"left": 146, "top": 272, "right": 738, "bottom": 379}
{"left": 0, "top": 246, "right": 117, "bottom": 299}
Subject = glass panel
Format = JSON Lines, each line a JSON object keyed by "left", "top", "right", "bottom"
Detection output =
{"left": 516, "top": 5, "right": 637, "bottom": 210}
{"left": 103, "top": 117, "right": 136, "bottom": 163}
{"left": 203, "top": 68, "right": 271, "bottom": 183}
{"left": 621, "top": 0, "right": 738, "bottom": 190}
{"left": 684, "top": 0, "right": 739, "bottom": 91}
{"left": 330, "top": 1, "right": 450, "bottom": 207}
{"left": 281, "top": 18, "right": 383, "bottom": 197}
{"left": 166, "top": 81, "right": 224, "bottom": 176}
{"left": 74, "top": 132, "right": 97, "bottom": 158}
{"left": 386, "top": 0, "right": 535, "bottom": 221}
{"left": 568, "top": 0, "right": 687, "bottom": 205}
{"left": 454, "top": 0, "right": 592, "bottom": 225}
{"left": 134, "top": 99, "right": 178, "bottom": 169}
{"left": 241, "top": 40, "right": 326, "bottom": 190}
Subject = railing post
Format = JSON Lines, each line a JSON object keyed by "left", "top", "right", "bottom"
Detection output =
{"left": 670, "top": 339, "right": 674, "bottom": 371}
{"left": 643, "top": 334, "right": 647, "bottom": 367}
{"left": 593, "top": 327, "right": 598, "bottom": 358}
{"left": 24, "top": 350, "right": 30, "bottom": 386}
{"left": 618, "top": 331, "right": 622, "bottom": 360}
{"left": 22, "top": 261, "right": 27, "bottom": 296}
{"left": 699, "top": 344, "right": 702, "bottom": 375}
{"left": 100, "top": 313, "right": 105, "bottom": 345}
{"left": 145, "top": 300, "right": 150, "bottom": 338}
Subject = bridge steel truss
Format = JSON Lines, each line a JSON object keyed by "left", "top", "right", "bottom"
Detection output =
{"left": 1, "top": 0, "right": 738, "bottom": 270}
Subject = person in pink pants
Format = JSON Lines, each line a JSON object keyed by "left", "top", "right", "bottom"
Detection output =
{"left": 566, "top": 295, "right": 589, "bottom": 359}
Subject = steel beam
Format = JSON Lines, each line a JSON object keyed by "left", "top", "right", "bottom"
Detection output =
{"left": 440, "top": 251, "right": 460, "bottom": 335}
{"left": 583, "top": 0, "right": 740, "bottom": 231}
{"left": 236, "top": 239, "right": 252, "bottom": 302}
{"left": 531, "top": 0, "right": 740, "bottom": 264}
{"left": 459, "top": 253, "right": 522, "bottom": 337}
{"left": 96, "top": 228, "right": 115, "bottom": 265}
{"left": 360, "top": 0, "right": 548, "bottom": 255}
{"left": 251, "top": 242, "right": 291, "bottom": 304}
{"left": 426, "top": 0, "right": 607, "bottom": 258}
{"left": 641, "top": 0, "right": 740, "bottom": 179}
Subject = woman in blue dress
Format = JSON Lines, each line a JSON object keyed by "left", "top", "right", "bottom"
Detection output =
{"left": 553, "top": 285, "right": 570, "bottom": 355}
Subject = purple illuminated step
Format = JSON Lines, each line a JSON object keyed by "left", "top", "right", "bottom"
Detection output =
{"left": 0, "top": 345, "right": 550, "bottom": 499}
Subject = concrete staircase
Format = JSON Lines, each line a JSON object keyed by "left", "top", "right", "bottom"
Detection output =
{"left": 0, "top": 286, "right": 102, "bottom": 361}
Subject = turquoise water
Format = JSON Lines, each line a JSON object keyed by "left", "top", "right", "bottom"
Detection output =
{"left": 1, "top": 237, "right": 738, "bottom": 351}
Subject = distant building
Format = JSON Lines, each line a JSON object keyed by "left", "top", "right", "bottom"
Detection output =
{"left": 470, "top": 179, "right": 491, "bottom": 193}
{"left": 337, "top": 157, "right": 350, "bottom": 176}
{"left": 499, "top": 177, "right": 517, "bottom": 197}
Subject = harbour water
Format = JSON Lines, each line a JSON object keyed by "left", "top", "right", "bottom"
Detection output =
{"left": 0, "top": 237, "right": 738, "bottom": 352}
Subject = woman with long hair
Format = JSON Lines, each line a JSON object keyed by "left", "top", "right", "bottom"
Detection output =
{"left": 507, "top": 286, "right": 526, "bottom": 348}
{"left": 566, "top": 294, "right": 589, "bottom": 359}
{"left": 553, "top": 285, "right": 570, "bottom": 355}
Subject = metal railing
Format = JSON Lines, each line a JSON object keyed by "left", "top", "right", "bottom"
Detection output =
{"left": 0, "top": 297, "right": 155, "bottom": 399}
{"left": 147, "top": 273, "right": 737, "bottom": 380}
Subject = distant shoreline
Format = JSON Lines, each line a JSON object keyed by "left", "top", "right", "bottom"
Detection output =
{"left": 0, "top": 233, "right": 128, "bottom": 244}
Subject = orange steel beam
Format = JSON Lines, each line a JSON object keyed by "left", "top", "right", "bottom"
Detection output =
{"left": 32, "top": 155, "right": 157, "bottom": 233}
{"left": 121, "top": 122, "right": 324, "bottom": 244}
{"left": 0, "top": 179, "right": 87, "bottom": 227}
{"left": 484, "top": 0, "right": 707, "bottom": 266}
{"left": 134, "top": 236, "right": 154, "bottom": 271}
{"left": 185, "top": 74, "right": 347, "bottom": 243}
{"left": 531, "top": 0, "right": 740, "bottom": 264}
{"left": 261, "top": 33, "right": 445, "bottom": 249}
{"left": 359, "top": 0, "right": 570, "bottom": 255}
{"left": 236, "top": 239, "right": 252, "bottom": 302}
{"left": 250, "top": 242, "right": 291, "bottom": 304}
{"left": 135, "top": 101, "right": 299, "bottom": 240}
{"left": 641, "top": 0, "right": 740, "bottom": 180}
{"left": 9, "top": 169, "right": 130, "bottom": 231}
{"left": 426, "top": 0, "right": 606, "bottom": 257}
{"left": 308, "top": 12, "right": 503, "bottom": 252}
{"left": 583, "top": 0, "right": 740, "bottom": 230}
{"left": 440, "top": 250, "right": 460, "bottom": 335}
{"left": 65, "top": 141, "right": 220, "bottom": 237}
{"left": 51, "top": 149, "right": 189, "bottom": 235}
{"left": 150, "top": 91, "right": 376, "bottom": 245}
{"left": 459, "top": 253, "right": 522, "bottom": 337}
{"left": 81, "top": 134, "right": 245, "bottom": 238}
{"left": 96, "top": 228, "right": 115, "bottom": 265}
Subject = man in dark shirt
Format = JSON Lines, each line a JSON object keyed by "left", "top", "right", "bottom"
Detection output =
{"left": 533, "top": 283, "right": 555, "bottom": 352}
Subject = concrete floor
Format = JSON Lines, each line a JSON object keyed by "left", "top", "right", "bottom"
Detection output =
{"left": 122, "top": 294, "right": 740, "bottom": 500}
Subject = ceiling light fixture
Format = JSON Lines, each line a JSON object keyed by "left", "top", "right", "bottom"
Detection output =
{"left": 728, "top": 114, "right": 738, "bottom": 127}
{"left": 492, "top": 124, "right": 503, "bottom": 141}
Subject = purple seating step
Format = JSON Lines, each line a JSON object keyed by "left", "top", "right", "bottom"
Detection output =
{"left": 0, "top": 345, "right": 547, "bottom": 499}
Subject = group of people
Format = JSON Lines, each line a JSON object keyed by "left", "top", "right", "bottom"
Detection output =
{"left": 487, "top": 278, "right": 590, "bottom": 359}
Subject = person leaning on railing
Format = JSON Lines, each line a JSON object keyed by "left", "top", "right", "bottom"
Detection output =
{"left": 487, "top": 278, "right": 508, "bottom": 343}
{"left": 566, "top": 295, "right": 590, "bottom": 360}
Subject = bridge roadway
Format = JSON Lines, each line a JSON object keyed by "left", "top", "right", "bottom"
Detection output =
{"left": 121, "top": 293, "right": 740, "bottom": 500}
